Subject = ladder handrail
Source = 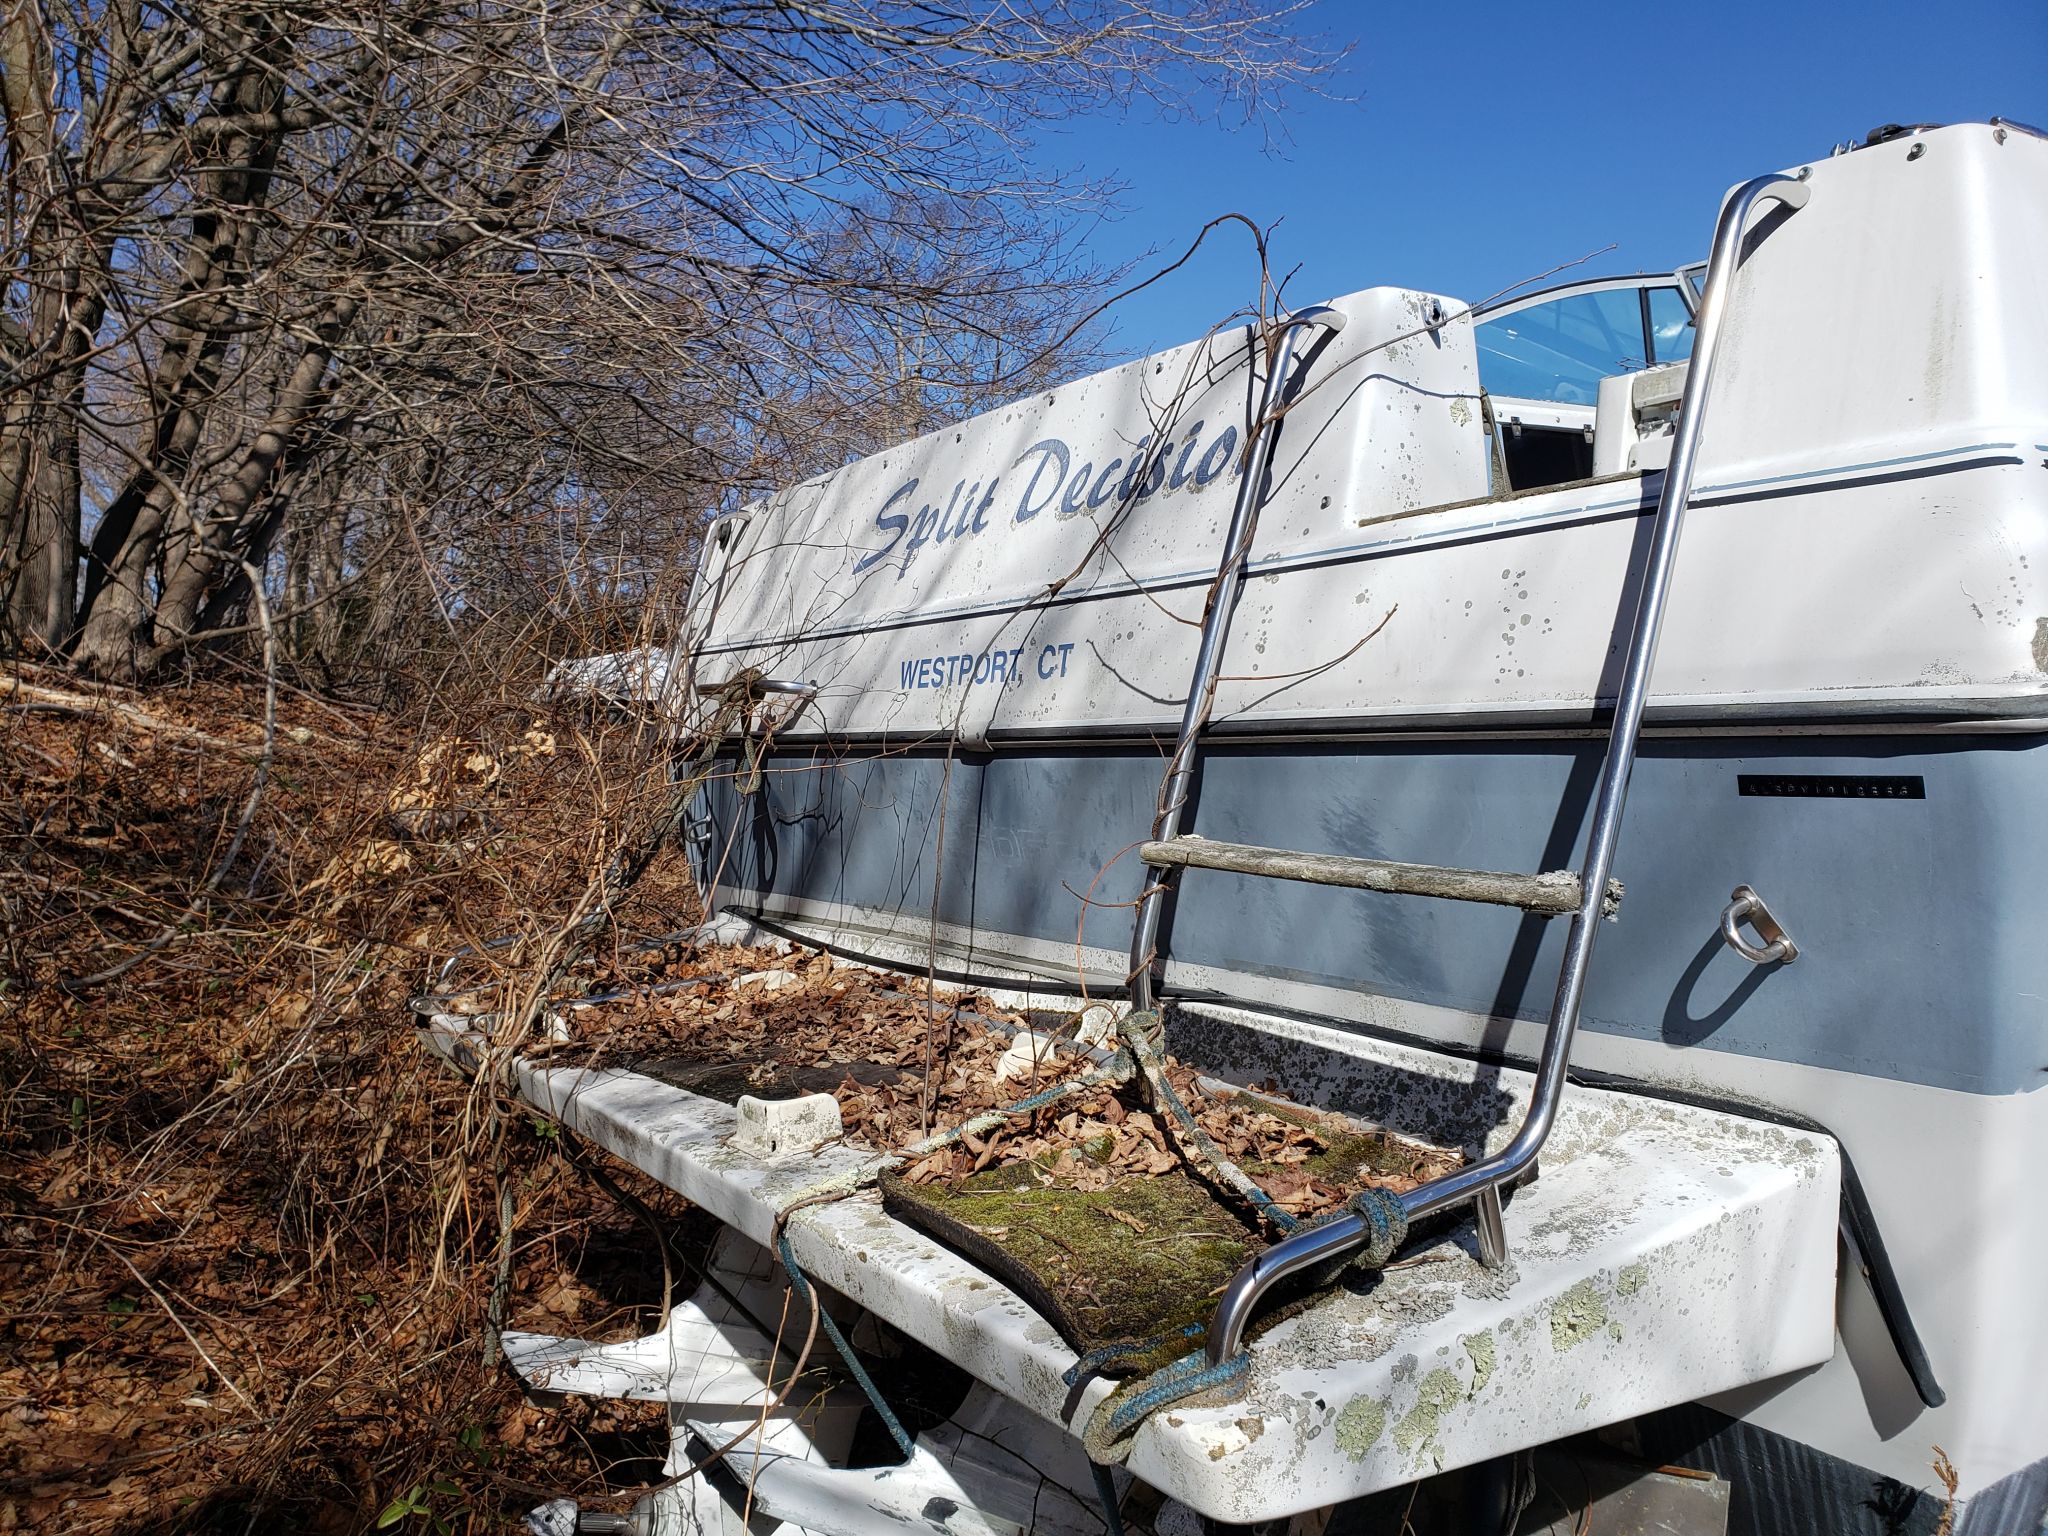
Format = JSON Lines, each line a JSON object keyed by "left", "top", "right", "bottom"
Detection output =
{"left": 1128, "top": 304, "right": 1348, "bottom": 1011}
{"left": 1204, "top": 170, "right": 1812, "bottom": 1368}
{"left": 1140, "top": 835, "right": 1623, "bottom": 917}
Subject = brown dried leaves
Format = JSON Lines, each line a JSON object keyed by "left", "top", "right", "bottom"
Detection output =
{"left": 551, "top": 944, "right": 1459, "bottom": 1222}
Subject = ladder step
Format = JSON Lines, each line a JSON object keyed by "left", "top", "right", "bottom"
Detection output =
{"left": 1139, "top": 836, "right": 1622, "bottom": 917}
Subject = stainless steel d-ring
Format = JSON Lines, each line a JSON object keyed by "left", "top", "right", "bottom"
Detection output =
{"left": 1720, "top": 884, "right": 1798, "bottom": 965}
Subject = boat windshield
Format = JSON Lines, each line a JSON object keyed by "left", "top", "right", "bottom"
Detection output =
{"left": 1475, "top": 278, "right": 1698, "bottom": 406}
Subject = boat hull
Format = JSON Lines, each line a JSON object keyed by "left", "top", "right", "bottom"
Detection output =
{"left": 692, "top": 727, "right": 2048, "bottom": 1509}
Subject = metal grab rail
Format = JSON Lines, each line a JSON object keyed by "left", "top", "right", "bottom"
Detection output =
{"left": 694, "top": 674, "right": 816, "bottom": 699}
{"left": 1128, "top": 304, "right": 1349, "bottom": 1012}
{"left": 1205, "top": 171, "right": 1812, "bottom": 1368}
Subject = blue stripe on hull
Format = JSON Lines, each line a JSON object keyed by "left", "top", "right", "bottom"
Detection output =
{"left": 698, "top": 736, "right": 2048, "bottom": 1096}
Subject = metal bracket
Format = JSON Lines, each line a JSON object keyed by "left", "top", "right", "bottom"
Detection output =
{"left": 1720, "top": 884, "right": 1798, "bottom": 965}
{"left": 695, "top": 673, "right": 816, "bottom": 700}
{"left": 683, "top": 806, "right": 715, "bottom": 851}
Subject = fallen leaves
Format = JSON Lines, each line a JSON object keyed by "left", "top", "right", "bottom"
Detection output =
{"left": 2, "top": 673, "right": 701, "bottom": 1532}
{"left": 537, "top": 942, "right": 1460, "bottom": 1223}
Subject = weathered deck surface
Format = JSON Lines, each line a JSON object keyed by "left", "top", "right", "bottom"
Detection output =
{"left": 422, "top": 996, "right": 1838, "bottom": 1525}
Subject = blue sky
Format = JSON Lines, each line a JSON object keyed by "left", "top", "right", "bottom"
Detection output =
{"left": 1049, "top": 0, "right": 2046, "bottom": 361}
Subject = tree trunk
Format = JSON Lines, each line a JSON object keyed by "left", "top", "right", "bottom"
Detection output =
{"left": 143, "top": 294, "right": 360, "bottom": 663}
{"left": 67, "top": 39, "right": 293, "bottom": 675}
{"left": 0, "top": 9, "right": 98, "bottom": 655}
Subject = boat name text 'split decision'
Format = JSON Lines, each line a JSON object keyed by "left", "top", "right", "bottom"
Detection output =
{"left": 853, "top": 423, "right": 1243, "bottom": 575}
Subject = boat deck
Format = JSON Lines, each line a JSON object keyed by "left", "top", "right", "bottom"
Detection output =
{"left": 421, "top": 964, "right": 1839, "bottom": 1526}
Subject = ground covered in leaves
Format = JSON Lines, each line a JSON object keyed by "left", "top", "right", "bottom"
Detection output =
{"left": 2, "top": 662, "right": 713, "bottom": 1532}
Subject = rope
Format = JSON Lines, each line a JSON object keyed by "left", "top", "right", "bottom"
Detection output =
{"left": 1080, "top": 1348, "right": 1252, "bottom": 1466}
{"left": 899, "top": 1051, "right": 1135, "bottom": 1160}
{"left": 773, "top": 1231, "right": 916, "bottom": 1461}
{"left": 1119, "top": 1011, "right": 1299, "bottom": 1233}
{"left": 1347, "top": 1184, "right": 1408, "bottom": 1267}
{"left": 1062, "top": 1323, "right": 1207, "bottom": 1385}
{"left": 1073, "top": 1186, "right": 1410, "bottom": 1464}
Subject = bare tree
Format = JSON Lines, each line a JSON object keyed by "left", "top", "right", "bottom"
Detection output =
{"left": 0, "top": 0, "right": 1331, "bottom": 682}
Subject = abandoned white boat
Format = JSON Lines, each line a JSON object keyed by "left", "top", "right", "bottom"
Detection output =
{"left": 423, "top": 120, "right": 2048, "bottom": 1535}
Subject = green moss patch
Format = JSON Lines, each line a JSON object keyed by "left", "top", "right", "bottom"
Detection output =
{"left": 1393, "top": 1367, "right": 1464, "bottom": 1460}
{"left": 880, "top": 1163, "right": 1257, "bottom": 1362}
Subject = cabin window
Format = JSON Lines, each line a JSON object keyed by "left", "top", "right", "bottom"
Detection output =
{"left": 1473, "top": 274, "right": 1703, "bottom": 496}
{"left": 1646, "top": 286, "right": 1695, "bottom": 364}
{"left": 1474, "top": 288, "right": 1649, "bottom": 406}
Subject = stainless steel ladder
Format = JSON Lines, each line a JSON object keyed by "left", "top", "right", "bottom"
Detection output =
{"left": 1118, "top": 174, "right": 1813, "bottom": 1369}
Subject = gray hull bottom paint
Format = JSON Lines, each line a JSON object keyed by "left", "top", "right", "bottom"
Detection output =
{"left": 1628, "top": 1407, "right": 2045, "bottom": 1536}
{"left": 1322, "top": 1404, "right": 1959, "bottom": 1536}
{"left": 1959, "top": 1453, "right": 2048, "bottom": 1536}
{"left": 698, "top": 734, "right": 2048, "bottom": 1097}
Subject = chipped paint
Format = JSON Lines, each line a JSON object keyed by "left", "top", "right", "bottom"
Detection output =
{"left": 1550, "top": 1279, "right": 1609, "bottom": 1351}
{"left": 1201, "top": 1422, "right": 1251, "bottom": 1460}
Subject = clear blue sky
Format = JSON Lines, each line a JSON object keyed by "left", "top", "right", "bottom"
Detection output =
{"left": 1049, "top": 0, "right": 2046, "bottom": 361}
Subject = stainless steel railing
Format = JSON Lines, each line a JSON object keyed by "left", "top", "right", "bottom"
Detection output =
{"left": 1205, "top": 170, "right": 1812, "bottom": 1367}
{"left": 1128, "top": 304, "right": 1348, "bottom": 1012}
